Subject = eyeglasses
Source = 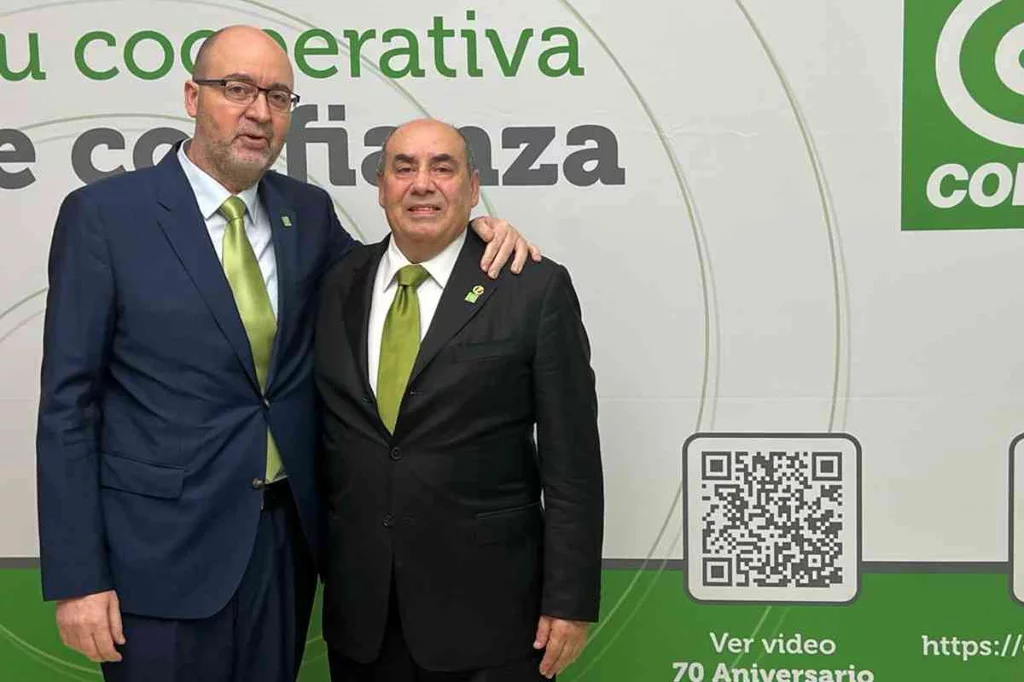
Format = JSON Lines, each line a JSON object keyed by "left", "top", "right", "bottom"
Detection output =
{"left": 193, "top": 78, "right": 300, "bottom": 113}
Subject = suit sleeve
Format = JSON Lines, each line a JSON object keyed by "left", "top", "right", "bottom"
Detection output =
{"left": 36, "top": 189, "right": 116, "bottom": 601}
{"left": 532, "top": 264, "right": 604, "bottom": 622}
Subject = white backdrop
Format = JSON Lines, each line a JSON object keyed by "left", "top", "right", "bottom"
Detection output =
{"left": 3, "top": 0, "right": 1022, "bottom": 567}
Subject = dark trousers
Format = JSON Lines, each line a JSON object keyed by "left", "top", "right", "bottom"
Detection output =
{"left": 327, "top": 577, "right": 546, "bottom": 682}
{"left": 102, "top": 481, "right": 316, "bottom": 682}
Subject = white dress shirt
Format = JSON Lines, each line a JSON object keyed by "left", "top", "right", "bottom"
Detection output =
{"left": 177, "top": 142, "right": 278, "bottom": 319}
{"left": 367, "top": 230, "right": 468, "bottom": 395}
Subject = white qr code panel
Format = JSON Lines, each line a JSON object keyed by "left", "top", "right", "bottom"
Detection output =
{"left": 683, "top": 434, "right": 861, "bottom": 604}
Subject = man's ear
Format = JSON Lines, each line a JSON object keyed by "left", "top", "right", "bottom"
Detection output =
{"left": 470, "top": 170, "right": 480, "bottom": 207}
{"left": 184, "top": 81, "right": 199, "bottom": 119}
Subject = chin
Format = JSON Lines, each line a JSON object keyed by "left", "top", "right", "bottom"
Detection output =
{"left": 399, "top": 225, "right": 439, "bottom": 240}
{"left": 231, "top": 149, "right": 271, "bottom": 167}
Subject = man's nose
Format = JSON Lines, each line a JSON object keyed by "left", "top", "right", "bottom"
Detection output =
{"left": 244, "top": 92, "right": 272, "bottom": 122}
{"left": 410, "top": 168, "right": 434, "bottom": 193}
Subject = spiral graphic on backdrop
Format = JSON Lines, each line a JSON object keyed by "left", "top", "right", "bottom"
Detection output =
{"left": 936, "top": 0, "right": 1024, "bottom": 148}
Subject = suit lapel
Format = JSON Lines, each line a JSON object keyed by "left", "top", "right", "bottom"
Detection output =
{"left": 259, "top": 177, "right": 297, "bottom": 390}
{"left": 344, "top": 239, "right": 389, "bottom": 404}
{"left": 153, "top": 146, "right": 260, "bottom": 392}
{"left": 409, "top": 229, "right": 498, "bottom": 384}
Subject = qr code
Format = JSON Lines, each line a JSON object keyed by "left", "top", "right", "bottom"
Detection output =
{"left": 683, "top": 434, "right": 860, "bottom": 603}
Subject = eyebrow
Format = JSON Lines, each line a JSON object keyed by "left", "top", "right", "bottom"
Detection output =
{"left": 392, "top": 153, "right": 459, "bottom": 165}
{"left": 220, "top": 73, "right": 293, "bottom": 91}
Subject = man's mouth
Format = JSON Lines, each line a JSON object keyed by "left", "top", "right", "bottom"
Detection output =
{"left": 407, "top": 205, "right": 442, "bottom": 216}
{"left": 237, "top": 133, "right": 269, "bottom": 147}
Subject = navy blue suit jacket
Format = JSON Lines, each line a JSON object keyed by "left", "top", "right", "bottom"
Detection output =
{"left": 36, "top": 145, "right": 354, "bottom": 619}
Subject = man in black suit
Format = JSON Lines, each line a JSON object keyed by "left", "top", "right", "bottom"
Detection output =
{"left": 315, "top": 118, "right": 604, "bottom": 681}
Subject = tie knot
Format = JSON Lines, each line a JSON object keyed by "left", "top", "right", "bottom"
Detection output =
{"left": 219, "top": 196, "right": 247, "bottom": 223}
{"left": 396, "top": 264, "right": 429, "bottom": 289}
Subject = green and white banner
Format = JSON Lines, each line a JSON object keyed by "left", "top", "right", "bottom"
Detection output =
{"left": 902, "top": 0, "right": 1024, "bottom": 229}
{"left": 3, "top": 0, "right": 1024, "bottom": 679}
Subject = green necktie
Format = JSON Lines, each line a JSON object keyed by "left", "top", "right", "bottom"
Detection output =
{"left": 377, "top": 264, "right": 430, "bottom": 433}
{"left": 219, "top": 196, "right": 283, "bottom": 482}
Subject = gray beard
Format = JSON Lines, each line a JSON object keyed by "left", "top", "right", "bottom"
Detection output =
{"left": 208, "top": 143, "right": 270, "bottom": 190}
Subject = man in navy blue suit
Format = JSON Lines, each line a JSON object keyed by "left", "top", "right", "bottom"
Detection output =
{"left": 35, "top": 25, "right": 536, "bottom": 682}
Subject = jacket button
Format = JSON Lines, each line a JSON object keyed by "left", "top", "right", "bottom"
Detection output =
{"left": 262, "top": 397, "right": 270, "bottom": 409}
{"left": 251, "top": 478, "right": 265, "bottom": 490}
{"left": 390, "top": 447, "right": 402, "bottom": 461}
{"left": 382, "top": 514, "right": 394, "bottom": 528}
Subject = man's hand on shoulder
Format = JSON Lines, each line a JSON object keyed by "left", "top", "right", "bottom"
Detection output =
{"left": 55, "top": 589, "right": 125, "bottom": 663}
{"left": 534, "top": 614, "right": 590, "bottom": 679}
{"left": 470, "top": 216, "right": 543, "bottom": 279}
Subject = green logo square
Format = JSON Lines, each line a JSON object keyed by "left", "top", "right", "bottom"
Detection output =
{"left": 902, "top": 0, "right": 1024, "bottom": 230}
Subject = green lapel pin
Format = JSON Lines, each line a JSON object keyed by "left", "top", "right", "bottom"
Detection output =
{"left": 464, "top": 284, "right": 485, "bottom": 303}
{"left": 281, "top": 215, "right": 292, "bottom": 228}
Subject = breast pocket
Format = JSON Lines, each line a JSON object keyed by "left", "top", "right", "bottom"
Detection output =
{"left": 451, "top": 339, "right": 519, "bottom": 363}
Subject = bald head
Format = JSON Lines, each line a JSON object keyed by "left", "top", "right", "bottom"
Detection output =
{"left": 377, "top": 119, "right": 476, "bottom": 177}
{"left": 192, "top": 25, "right": 292, "bottom": 85}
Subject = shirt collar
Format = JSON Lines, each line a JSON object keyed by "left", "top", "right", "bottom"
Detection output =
{"left": 381, "top": 228, "right": 468, "bottom": 292}
{"left": 177, "top": 140, "right": 261, "bottom": 223}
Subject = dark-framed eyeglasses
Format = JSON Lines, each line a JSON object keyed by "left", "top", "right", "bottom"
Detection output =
{"left": 193, "top": 78, "right": 300, "bottom": 113}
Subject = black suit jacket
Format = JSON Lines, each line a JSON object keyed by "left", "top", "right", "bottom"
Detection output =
{"left": 314, "top": 229, "right": 604, "bottom": 671}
